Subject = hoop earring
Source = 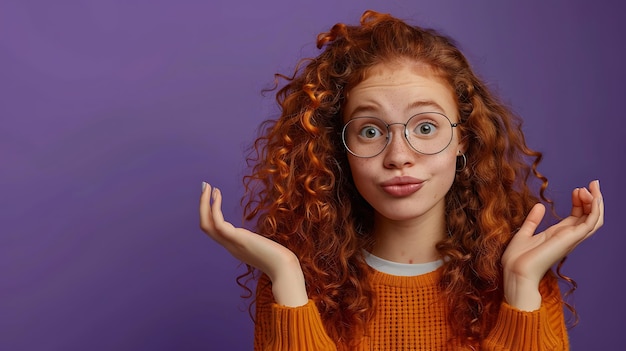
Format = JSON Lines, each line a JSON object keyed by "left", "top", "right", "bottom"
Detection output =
{"left": 456, "top": 153, "right": 467, "bottom": 172}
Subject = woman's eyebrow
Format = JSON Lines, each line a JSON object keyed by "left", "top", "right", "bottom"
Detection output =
{"left": 407, "top": 100, "right": 446, "bottom": 113}
{"left": 348, "top": 104, "right": 380, "bottom": 117}
{"left": 347, "top": 100, "right": 447, "bottom": 118}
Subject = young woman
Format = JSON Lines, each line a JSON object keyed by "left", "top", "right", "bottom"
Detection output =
{"left": 199, "top": 10, "right": 604, "bottom": 350}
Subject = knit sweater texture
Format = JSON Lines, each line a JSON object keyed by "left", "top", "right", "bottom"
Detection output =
{"left": 254, "top": 266, "right": 569, "bottom": 350}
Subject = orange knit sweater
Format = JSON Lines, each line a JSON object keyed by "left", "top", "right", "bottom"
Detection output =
{"left": 254, "top": 267, "right": 569, "bottom": 350}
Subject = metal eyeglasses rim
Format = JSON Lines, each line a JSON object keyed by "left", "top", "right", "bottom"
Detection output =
{"left": 341, "top": 111, "right": 462, "bottom": 158}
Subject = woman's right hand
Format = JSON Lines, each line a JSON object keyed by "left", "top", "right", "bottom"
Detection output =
{"left": 199, "top": 182, "right": 308, "bottom": 307}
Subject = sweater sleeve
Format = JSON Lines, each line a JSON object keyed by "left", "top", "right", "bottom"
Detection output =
{"left": 482, "top": 273, "right": 570, "bottom": 351}
{"left": 254, "top": 274, "right": 337, "bottom": 351}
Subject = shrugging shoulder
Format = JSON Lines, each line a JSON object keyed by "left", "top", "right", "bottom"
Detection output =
{"left": 253, "top": 274, "right": 569, "bottom": 351}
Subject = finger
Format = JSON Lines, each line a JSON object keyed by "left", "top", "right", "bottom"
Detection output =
{"left": 580, "top": 187, "right": 594, "bottom": 214}
{"left": 597, "top": 195, "right": 605, "bottom": 231}
{"left": 589, "top": 179, "right": 601, "bottom": 197}
{"left": 578, "top": 193, "right": 603, "bottom": 240}
{"left": 571, "top": 188, "right": 583, "bottom": 217}
{"left": 587, "top": 194, "right": 604, "bottom": 237}
{"left": 199, "top": 182, "right": 214, "bottom": 232}
{"left": 590, "top": 180, "right": 604, "bottom": 232}
{"left": 583, "top": 180, "right": 603, "bottom": 212}
{"left": 206, "top": 187, "right": 237, "bottom": 248}
{"left": 517, "top": 203, "right": 546, "bottom": 238}
{"left": 570, "top": 186, "right": 592, "bottom": 217}
{"left": 210, "top": 187, "right": 226, "bottom": 230}
{"left": 572, "top": 180, "right": 603, "bottom": 225}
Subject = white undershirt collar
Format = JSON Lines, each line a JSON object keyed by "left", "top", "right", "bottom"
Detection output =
{"left": 364, "top": 250, "right": 444, "bottom": 276}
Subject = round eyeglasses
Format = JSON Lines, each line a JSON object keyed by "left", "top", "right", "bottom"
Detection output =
{"left": 341, "top": 112, "right": 461, "bottom": 158}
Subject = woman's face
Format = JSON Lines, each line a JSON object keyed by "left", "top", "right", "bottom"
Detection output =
{"left": 343, "top": 60, "right": 462, "bottom": 225}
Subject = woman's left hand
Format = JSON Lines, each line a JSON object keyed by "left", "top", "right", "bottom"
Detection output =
{"left": 501, "top": 180, "right": 604, "bottom": 310}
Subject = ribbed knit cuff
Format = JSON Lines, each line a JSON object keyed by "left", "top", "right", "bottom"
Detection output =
{"left": 265, "top": 300, "right": 337, "bottom": 351}
{"left": 483, "top": 302, "right": 561, "bottom": 351}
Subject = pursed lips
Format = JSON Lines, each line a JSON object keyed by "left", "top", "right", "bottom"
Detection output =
{"left": 380, "top": 176, "right": 424, "bottom": 197}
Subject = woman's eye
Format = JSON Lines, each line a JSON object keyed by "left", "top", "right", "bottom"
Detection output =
{"left": 416, "top": 122, "right": 437, "bottom": 135}
{"left": 359, "top": 126, "right": 383, "bottom": 139}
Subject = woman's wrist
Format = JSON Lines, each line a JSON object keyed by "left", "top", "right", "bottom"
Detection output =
{"left": 503, "top": 271, "right": 542, "bottom": 311}
{"left": 268, "top": 253, "right": 309, "bottom": 307}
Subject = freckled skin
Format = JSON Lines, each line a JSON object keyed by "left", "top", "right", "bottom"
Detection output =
{"left": 343, "top": 60, "right": 463, "bottom": 263}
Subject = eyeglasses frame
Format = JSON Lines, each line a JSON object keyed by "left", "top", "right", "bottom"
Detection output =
{"left": 341, "top": 112, "right": 463, "bottom": 158}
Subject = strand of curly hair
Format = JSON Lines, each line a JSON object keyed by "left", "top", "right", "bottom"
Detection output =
{"left": 236, "top": 10, "right": 576, "bottom": 350}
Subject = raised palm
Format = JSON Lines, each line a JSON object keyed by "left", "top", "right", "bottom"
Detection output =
{"left": 501, "top": 180, "right": 604, "bottom": 309}
{"left": 199, "top": 183, "right": 308, "bottom": 306}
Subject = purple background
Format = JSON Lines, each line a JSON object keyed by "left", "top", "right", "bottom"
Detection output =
{"left": 2, "top": 1, "right": 624, "bottom": 350}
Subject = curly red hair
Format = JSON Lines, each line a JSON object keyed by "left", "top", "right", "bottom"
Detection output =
{"left": 239, "top": 10, "right": 569, "bottom": 349}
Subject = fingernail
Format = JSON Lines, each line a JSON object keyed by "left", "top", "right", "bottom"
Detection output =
{"left": 595, "top": 179, "right": 601, "bottom": 190}
{"left": 202, "top": 181, "right": 208, "bottom": 192}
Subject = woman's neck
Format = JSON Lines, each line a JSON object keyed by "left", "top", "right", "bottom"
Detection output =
{"left": 371, "top": 210, "right": 445, "bottom": 264}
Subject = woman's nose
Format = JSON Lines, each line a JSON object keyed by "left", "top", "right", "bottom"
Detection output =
{"left": 383, "top": 127, "right": 417, "bottom": 168}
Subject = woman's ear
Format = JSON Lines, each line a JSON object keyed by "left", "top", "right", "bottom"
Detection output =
{"left": 457, "top": 143, "right": 466, "bottom": 155}
{"left": 457, "top": 135, "right": 469, "bottom": 155}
